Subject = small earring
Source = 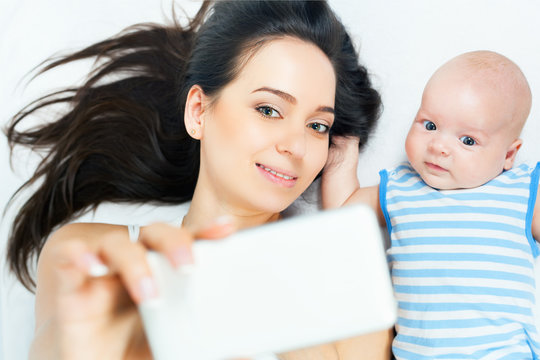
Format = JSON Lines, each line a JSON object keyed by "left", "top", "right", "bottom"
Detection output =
{"left": 190, "top": 129, "right": 195, "bottom": 135}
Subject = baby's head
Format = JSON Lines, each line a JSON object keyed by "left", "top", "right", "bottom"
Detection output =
{"left": 405, "top": 50, "right": 532, "bottom": 190}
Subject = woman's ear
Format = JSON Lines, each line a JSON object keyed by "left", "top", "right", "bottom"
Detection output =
{"left": 184, "top": 85, "right": 208, "bottom": 140}
{"left": 503, "top": 138, "right": 523, "bottom": 170}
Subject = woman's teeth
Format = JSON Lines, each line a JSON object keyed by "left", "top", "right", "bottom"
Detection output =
{"left": 257, "top": 164, "right": 295, "bottom": 180}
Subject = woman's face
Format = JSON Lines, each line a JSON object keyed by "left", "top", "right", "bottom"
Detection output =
{"left": 197, "top": 37, "right": 336, "bottom": 216}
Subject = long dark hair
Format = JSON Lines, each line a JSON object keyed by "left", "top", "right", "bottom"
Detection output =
{"left": 5, "top": 0, "right": 381, "bottom": 290}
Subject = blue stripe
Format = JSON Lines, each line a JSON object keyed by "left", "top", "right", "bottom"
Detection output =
{"left": 388, "top": 179, "right": 529, "bottom": 191}
{"left": 393, "top": 163, "right": 414, "bottom": 173}
{"left": 498, "top": 353, "right": 535, "bottom": 360}
{"left": 391, "top": 236, "right": 531, "bottom": 253}
{"left": 392, "top": 172, "right": 419, "bottom": 184}
{"left": 394, "top": 285, "right": 534, "bottom": 302}
{"left": 392, "top": 347, "right": 436, "bottom": 360}
{"left": 393, "top": 220, "right": 525, "bottom": 236}
{"left": 389, "top": 205, "right": 525, "bottom": 219}
{"left": 526, "top": 162, "right": 540, "bottom": 257}
{"left": 399, "top": 302, "right": 533, "bottom": 316}
{"left": 387, "top": 192, "right": 528, "bottom": 204}
{"left": 397, "top": 316, "right": 537, "bottom": 331}
{"left": 392, "top": 268, "right": 535, "bottom": 286}
{"left": 387, "top": 181, "right": 431, "bottom": 191}
{"left": 396, "top": 328, "right": 527, "bottom": 347}
{"left": 379, "top": 169, "right": 393, "bottom": 236}
{"left": 501, "top": 164, "right": 533, "bottom": 179}
{"left": 390, "top": 253, "right": 533, "bottom": 268}
{"left": 393, "top": 346, "right": 533, "bottom": 359}
{"left": 485, "top": 179, "right": 530, "bottom": 189}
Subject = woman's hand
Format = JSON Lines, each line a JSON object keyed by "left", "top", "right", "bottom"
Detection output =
{"left": 30, "top": 220, "right": 234, "bottom": 360}
{"left": 321, "top": 136, "right": 361, "bottom": 209}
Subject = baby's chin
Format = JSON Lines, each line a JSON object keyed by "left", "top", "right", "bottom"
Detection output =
{"left": 422, "top": 175, "right": 488, "bottom": 191}
{"left": 416, "top": 170, "right": 459, "bottom": 190}
{"left": 422, "top": 178, "right": 455, "bottom": 190}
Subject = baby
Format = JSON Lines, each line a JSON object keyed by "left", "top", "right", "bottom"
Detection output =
{"left": 323, "top": 50, "right": 540, "bottom": 358}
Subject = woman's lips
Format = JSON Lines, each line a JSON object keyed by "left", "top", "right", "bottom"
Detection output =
{"left": 256, "top": 163, "right": 298, "bottom": 188}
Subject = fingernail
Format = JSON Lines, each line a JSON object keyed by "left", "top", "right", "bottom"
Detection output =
{"left": 138, "top": 276, "right": 158, "bottom": 302}
{"left": 171, "top": 247, "right": 194, "bottom": 267}
{"left": 81, "top": 253, "right": 109, "bottom": 277}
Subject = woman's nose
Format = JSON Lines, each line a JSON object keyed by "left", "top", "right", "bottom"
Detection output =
{"left": 276, "top": 125, "right": 307, "bottom": 159}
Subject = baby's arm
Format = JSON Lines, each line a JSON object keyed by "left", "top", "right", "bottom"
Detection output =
{"left": 532, "top": 184, "right": 540, "bottom": 242}
{"left": 321, "top": 136, "right": 383, "bottom": 224}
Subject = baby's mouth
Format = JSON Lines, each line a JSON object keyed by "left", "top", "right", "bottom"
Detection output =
{"left": 425, "top": 162, "right": 447, "bottom": 172}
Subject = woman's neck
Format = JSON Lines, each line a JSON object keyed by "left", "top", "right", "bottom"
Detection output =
{"left": 183, "top": 188, "right": 281, "bottom": 233}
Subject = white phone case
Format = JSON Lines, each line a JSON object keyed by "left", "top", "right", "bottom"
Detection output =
{"left": 139, "top": 204, "right": 397, "bottom": 360}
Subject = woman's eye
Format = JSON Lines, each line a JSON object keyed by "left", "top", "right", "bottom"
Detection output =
{"left": 308, "top": 122, "right": 329, "bottom": 134}
{"left": 460, "top": 136, "right": 476, "bottom": 146}
{"left": 423, "top": 120, "right": 436, "bottom": 131}
{"left": 256, "top": 105, "right": 280, "bottom": 118}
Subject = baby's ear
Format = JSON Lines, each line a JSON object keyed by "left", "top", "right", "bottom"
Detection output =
{"left": 503, "top": 138, "right": 523, "bottom": 170}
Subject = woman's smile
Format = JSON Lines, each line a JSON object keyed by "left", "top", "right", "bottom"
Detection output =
{"left": 256, "top": 163, "right": 298, "bottom": 188}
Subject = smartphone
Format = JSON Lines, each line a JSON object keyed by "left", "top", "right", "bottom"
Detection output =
{"left": 138, "top": 204, "right": 396, "bottom": 360}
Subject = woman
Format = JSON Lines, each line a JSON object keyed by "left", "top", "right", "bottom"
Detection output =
{"left": 5, "top": 1, "right": 390, "bottom": 358}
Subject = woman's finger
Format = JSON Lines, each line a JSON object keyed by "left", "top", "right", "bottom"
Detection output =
{"left": 46, "top": 238, "right": 95, "bottom": 296}
{"left": 97, "top": 237, "right": 158, "bottom": 304}
{"left": 139, "top": 218, "right": 236, "bottom": 268}
{"left": 139, "top": 223, "right": 196, "bottom": 267}
{"left": 38, "top": 236, "right": 125, "bottom": 324}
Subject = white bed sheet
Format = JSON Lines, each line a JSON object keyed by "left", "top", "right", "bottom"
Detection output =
{"left": 2, "top": 1, "right": 540, "bottom": 359}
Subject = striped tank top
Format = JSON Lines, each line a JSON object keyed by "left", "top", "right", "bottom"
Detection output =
{"left": 380, "top": 162, "right": 540, "bottom": 359}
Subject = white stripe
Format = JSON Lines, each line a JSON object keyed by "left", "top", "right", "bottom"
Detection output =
{"left": 398, "top": 309, "right": 535, "bottom": 324}
{"left": 389, "top": 244, "right": 531, "bottom": 259}
{"left": 387, "top": 185, "right": 530, "bottom": 198}
{"left": 387, "top": 198, "right": 527, "bottom": 212}
{"left": 481, "top": 343, "right": 533, "bottom": 360}
{"left": 390, "top": 212, "right": 526, "bottom": 227}
{"left": 390, "top": 261, "right": 534, "bottom": 276}
{"left": 392, "top": 228, "right": 530, "bottom": 242}
{"left": 393, "top": 336, "right": 529, "bottom": 358}
{"left": 397, "top": 321, "right": 524, "bottom": 338}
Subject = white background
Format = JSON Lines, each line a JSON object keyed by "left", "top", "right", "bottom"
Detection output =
{"left": 2, "top": 1, "right": 540, "bottom": 359}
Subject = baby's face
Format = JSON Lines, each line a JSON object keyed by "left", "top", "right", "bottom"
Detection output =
{"left": 405, "top": 68, "right": 521, "bottom": 190}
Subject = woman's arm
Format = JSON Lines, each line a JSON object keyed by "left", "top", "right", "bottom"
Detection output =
{"left": 279, "top": 328, "right": 393, "bottom": 360}
{"left": 321, "top": 137, "right": 361, "bottom": 209}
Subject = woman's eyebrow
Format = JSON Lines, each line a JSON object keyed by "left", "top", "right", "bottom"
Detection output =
{"left": 252, "top": 87, "right": 335, "bottom": 114}
{"left": 318, "top": 106, "right": 334, "bottom": 114}
{"left": 252, "top": 87, "right": 297, "bottom": 104}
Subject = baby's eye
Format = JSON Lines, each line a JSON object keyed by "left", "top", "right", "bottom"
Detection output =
{"left": 308, "top": 122, "right": 329, "bottom": 134}
{"left": 460, "top": 136, "right": 476, "bottom": 146}
{"left": 423, "top": 120, "right": 436, "bottom": 131}
{"left": 256, "top": 105, "right": 280, "bottom": 118}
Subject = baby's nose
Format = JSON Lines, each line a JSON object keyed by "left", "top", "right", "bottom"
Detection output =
{"left": 428, "top": 137, "right": 450, "bottom": 156}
